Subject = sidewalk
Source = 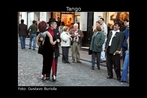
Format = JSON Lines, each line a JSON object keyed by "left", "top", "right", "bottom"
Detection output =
{"left": 18, "top": 38, "right": 122, "bottom": 67}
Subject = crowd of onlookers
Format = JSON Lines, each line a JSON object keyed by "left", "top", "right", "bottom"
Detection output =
{"left": 18, "top": 17, "right": 129, "bottom": 83}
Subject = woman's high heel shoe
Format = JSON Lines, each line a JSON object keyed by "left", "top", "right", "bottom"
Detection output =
{"left": 41, "top": 75, "right": 46, "bottom": 81}
{"left": 52, "top": 75, "right": 56, "bottom": 82}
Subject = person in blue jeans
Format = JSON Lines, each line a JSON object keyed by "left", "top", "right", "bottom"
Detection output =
{"left": 121, "top": 37, "right": 129, "bottom": 82}
{"left": 18, "top": 19, "right": 28, "bottom": 49}
{"left": 122, "top": 21, "right": 129, "bottom": 63}
{"left": 28, "top": 20, "right": 38, "bottom": 50}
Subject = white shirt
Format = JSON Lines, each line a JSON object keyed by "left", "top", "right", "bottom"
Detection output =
{"left": 100, "top": 22, "right": 107, "bottom": 38}
{"left": 109, "top": 30, "right": 120, "bottom": 46}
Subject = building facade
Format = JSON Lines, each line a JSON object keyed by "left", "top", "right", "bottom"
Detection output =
{"left": 18, "top": 12, "right": 129, "bottom": 47}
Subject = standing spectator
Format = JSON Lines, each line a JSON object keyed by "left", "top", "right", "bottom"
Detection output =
{"left": 28, "top": 20, "right": 38, "bottom": 50}
{"left": 120, "top": 22, "right": 126, "bottom": 32}
{"left": 90, "top": 25, "right": 105, "bottom": 70}
{"left": 69, "top": 23, "right": 84, "bottom": 63}
{"left": 18, "top": 19, "right": 28, "bottom": 49}
{"left": 93, "top": 21, "right": 101, "bottom": 33}
{"left": 99, "top": 18, "right": 107, "bottom": 62}
{"left": 122, "top": 20, "right": 129, "bottom": 63}
{"left": 121, "top": 37, "right": 129, "bottom": 82}
{"left": 104, "top": 22, "right": 124, "bottom": 80}
{"left": 60, "top": 26, "right": 71, "bottom": 63}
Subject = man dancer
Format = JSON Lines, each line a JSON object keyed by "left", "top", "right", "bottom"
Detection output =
{"left": 104, "top": 22, "right": 124, "bottom": 81}
{"left": 99, "top": 18, "right": 107, "bottom": 62}
{"left": 47, "top": 18, "right": 60, "bottom": 81}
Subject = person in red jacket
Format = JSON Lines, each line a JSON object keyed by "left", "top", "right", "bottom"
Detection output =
{"left": 47, "top": 18, "right": 61, "bottom": 81}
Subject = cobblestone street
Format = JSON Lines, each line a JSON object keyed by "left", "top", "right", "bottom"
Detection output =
{"left": 18, "top": 43, "right": 129, "bottom": 86}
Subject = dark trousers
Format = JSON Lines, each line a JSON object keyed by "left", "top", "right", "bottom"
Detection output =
{"left": 106, "top": 46, "right": 121, "bottom": 78}
{"left": 50, "top": 51, "right": 58, "bottom": 77}
{"left": 54, "top": 57, "right": 58, "bottom": 76}
{"left": 122, "top": 46, "right": 127, "bottom": 63}
{"left": 92, "top": 52, "right": 101, "bottom": 68}
{"left": 62, "top": 47, "right": 69, "bottom": 62}
{"left": 42, "top": 54, "right": 52, "bottom": 76}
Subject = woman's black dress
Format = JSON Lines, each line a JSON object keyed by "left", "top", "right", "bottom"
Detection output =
{"left": 42, "top": 35, "right": 53, "bottom": 77}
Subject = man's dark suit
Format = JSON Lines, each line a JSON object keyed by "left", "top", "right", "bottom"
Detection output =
{"left": 52, "top": 28, "right": 61, "bottom": 76}
{"left": 105, "top": 30, "right": 124, "bottom": 79}
{"left": 53, "top": 29, "right": 60, "bottom": 58}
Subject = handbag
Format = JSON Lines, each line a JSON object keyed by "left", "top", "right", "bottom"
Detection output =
{"left": 88, "top": 48, "right": 92, "bottom": 55}
{"left": 38, "top": 42, "right": 44, "bottom": 55}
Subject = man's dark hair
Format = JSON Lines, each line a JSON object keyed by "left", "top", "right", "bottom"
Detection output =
{"left": 100, "top": 18, "right": 104, "bottom": 21}
{"left": 33, "top": 20, "right": 36, "bottom": 24}
{"left": 114, "top": 22, "right": 121, "bottom": 27}
{"left": 21, "top": 19, "right": 24, "bottom": 24}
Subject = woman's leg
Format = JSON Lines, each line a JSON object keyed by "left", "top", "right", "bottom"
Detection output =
{"left": 92, "top": 52, "right": 96, "bottom": 70}
{"left": 96, "top": 52, "right": 101, "bottom": 70}
{"left": 65, "top": 47, "right": 69, "bottom": 62}
{"left": 42, "top": 54, "right": 53, "bottom": 80}
{"left": 62, "top": 47, "right": 66, "bottom": 63}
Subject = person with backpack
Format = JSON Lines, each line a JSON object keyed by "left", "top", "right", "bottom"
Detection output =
{"left": 36, "top": 21, "right": 59, "bottom": 81}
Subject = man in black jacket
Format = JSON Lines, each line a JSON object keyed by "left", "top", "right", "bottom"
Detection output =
{"left": 18, "top": 19, "right": 28, "bottom": 49}
{"left": 104, "top": 22, "right": 124, "bottom": 81}
{"left": 47, "top": 18, "right": 61, "bottom": 81}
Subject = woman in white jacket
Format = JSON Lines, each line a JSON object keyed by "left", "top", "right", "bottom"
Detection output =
{"left": 60, "top": 26, "right": 71, "bottom": 63}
